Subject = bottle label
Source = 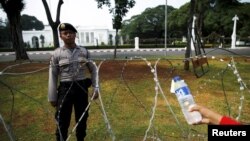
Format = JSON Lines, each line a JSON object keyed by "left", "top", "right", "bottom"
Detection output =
{"left": 175, "top": 87, "right": 190, "bottom": 97}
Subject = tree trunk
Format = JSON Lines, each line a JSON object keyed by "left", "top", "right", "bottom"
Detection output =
{"left": 184, "top": 0, "right": 196, "bottom": 71}
{"left": 41, "top": 0, "right": 63, "bottom": 48}
{"left": 8, "top": 13, "right": 29, "bottom": 60}
{"left": 113, "top": 29, "right": 118, "bottom": 59}
{"left": 52, "top": 23, "right": 60, "bottom": 48}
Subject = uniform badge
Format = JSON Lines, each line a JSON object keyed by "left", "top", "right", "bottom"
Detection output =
{"left": 60, "top": 24, "right": 66, "bottom": 29}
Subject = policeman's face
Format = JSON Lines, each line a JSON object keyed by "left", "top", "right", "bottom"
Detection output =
{"left": 60, "top": 30, "right": 76, "bottom": 44}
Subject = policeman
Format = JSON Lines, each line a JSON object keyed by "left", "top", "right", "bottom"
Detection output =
{"left": 48, "top": 23, "right": 99, "bottom": 141}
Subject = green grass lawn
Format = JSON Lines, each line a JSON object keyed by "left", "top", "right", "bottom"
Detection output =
{"left": 0, "top": 57, "right": 250, "bottom": 141}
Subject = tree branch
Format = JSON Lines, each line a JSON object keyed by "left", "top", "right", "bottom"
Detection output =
{"left": 55, "top": 0, "right": 64, "bottom": 23}
{"left": 41, "top": 0, "right": 54, "bottom": 25}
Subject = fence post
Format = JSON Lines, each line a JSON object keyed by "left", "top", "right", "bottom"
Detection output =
{"left": 135, "top": 37, "right": 139, "bottom": 50}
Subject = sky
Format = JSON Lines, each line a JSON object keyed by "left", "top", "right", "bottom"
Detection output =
{"left": 1, "top": 0, "right": 250, "bottom": 29}
{"left": 1, "top": 0, "right": 190, "bottom": 29}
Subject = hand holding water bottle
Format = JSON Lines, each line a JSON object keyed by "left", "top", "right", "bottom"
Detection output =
{"left": 171, "top": 76, "right": 202, "bottom": 124}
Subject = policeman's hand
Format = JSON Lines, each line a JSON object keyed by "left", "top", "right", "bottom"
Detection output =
{"left": 50, "top": 101, "right": 57, "bottom": 107}
{"left": 91, "top": 87, "right": 99, "bottom": 100}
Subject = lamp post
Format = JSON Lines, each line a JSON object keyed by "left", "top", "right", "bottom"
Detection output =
{"left": 164, "top": 0, "right": 168, "bottom": 56}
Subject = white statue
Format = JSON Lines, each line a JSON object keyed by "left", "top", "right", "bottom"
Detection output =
{"left": 191, "top": 15, "right": 196, "bottom": 51}
{"left": 231, "top": 15, "right": 239, "bottom": 49}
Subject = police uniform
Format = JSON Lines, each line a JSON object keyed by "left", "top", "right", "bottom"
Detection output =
{"left": 48, "top": 23, "right": 97, "bottom": 141}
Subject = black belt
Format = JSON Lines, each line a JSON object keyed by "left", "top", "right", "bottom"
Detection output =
{"left": 60, "top": 80, "right": 83, "bottom": 86}
{"left": 60, "top": 78, "right": 92, "bottom": 88}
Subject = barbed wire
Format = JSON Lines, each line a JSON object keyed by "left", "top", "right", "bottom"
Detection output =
{"left": 0, "top": 48, "right": 250, "bottom": 140}
{"left": 194, "top": 55, "right": 250, "bottom": 122}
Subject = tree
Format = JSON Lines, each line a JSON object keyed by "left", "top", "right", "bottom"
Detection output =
{"left": 0, "top": 25, "right": 11, "bottom": 48}
{"left": 168, "top": 4, "right": 189, "bottom": 36}
{"left": 167, "top": 0, "right": 250, "bottom": 38}
{"left": 174, "top": 0, "right": 248, "bottom": 70}
{"left": 137, "top": 6, "right": 165, "bottom": 39}
{"left": 0, "top": 0, "right": 29, "bottom": 60}
{"left": 41, "top": 0, "right": 63, "bottom": 48}
{"left": 95, "top": 0, "right": 135, "bottom": 58}
{"left": 184, "top": 0, "right": 211, "bottom": 70}
{"left": 237, "top": 3, "right": 250, "bottom": 37}
{"left": 112, "top": 14, "right": 122, "bottom": 58}
{"left": 0, "top": 16, "right": 10, "bottom": 48}
{"left": 184, "top": 0, "right": 195, "bottom": 71}
{"left": 21, "top": 14, "right": 44, "bottom": 30}
{"left": 121, "top": 15, "right": 143, "bottom": 39}
{"left": 113, "top": 0, "right": 135, "bottom": 58}
{"left": 121, "top": 5, "right": 175, "bottom": 40}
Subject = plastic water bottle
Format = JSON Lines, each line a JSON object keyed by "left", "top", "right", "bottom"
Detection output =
{"left": 173, "top": 76, "right": 202, "bottom": 124}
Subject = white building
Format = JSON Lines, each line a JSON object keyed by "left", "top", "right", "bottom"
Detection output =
{"left": 22, "top": 25, "right": 117, "bottom": 48}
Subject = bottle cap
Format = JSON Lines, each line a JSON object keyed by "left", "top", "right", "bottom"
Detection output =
{"left": 173, "top": 76, "right": 181, "bottom": 82}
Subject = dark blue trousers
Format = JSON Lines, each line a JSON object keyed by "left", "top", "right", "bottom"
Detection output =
{"left": 55, "top": 80, "right": 89, "bottom": 141}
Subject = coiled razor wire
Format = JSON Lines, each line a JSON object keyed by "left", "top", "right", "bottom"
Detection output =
{"left": 0, "top": 48, "right": 250, "bottom": 140}
{"left": 65, "top": 60, "right": 115, "bottom": 141}
{"left": 141, "top": 57, "right": 185, "bottom": 140}
{"left": 226, "top": 57, "right": 248, "bottom": 120}
{"left": 195, "top": 56, "right": 250, "bottom": 122}
{"left": 47, "top": 58, "right": 114, "bottom": 141}
{"left": 0, "top": 63, "right": 52, "bottom": 141}
{"left": 0, "top": 114, "right": 15, "bottom": 141}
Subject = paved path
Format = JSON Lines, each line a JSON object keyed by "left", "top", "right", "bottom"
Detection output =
{"left": 1, "top": 47, "right": 249, "bottom": 62}
{"left": 0, "top": 48, "right": 185, "bottom": 56}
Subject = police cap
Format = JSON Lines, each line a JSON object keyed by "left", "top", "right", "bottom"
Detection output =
{"left": 58, "top": 23, "right": 77, "bottom": 33}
